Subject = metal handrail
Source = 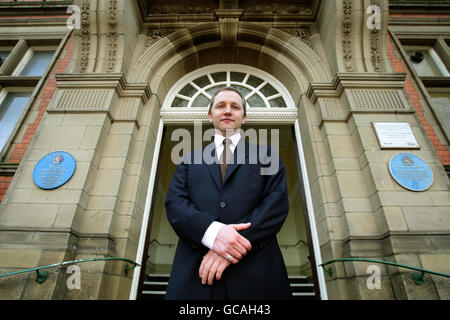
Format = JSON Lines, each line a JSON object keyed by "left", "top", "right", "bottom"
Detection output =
{"left": 0, "top": 257, "right": 140, "bottom": 284}
{"left": 319, "top": 257, "right": 450, "bottom": 285}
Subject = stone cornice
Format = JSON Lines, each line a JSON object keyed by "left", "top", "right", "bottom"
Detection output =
{"left": 54, "top": 73, "right": 152, "bottom": 103}
{"left": 307, "top": 73, "right": 412, "bottom": 117}
{"left": 48, "top": 73, "right": 152, "bottom": 126}
{"left": 306, "top": 73, "right": 407, "bottom": 103}
{"left": 138, "top": 0, "right": 322, "bottom": 23}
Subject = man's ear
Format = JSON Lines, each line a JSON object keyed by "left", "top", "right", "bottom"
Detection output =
{"left": 208, "top": 112, "right": 212, "bottom": 122}
{"left": 242, "top": 114, "right": 246, "bottom": 124}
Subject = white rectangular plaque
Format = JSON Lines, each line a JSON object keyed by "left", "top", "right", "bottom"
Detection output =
{"left": 372, "top": 122, "right": 420, "bottom": 149}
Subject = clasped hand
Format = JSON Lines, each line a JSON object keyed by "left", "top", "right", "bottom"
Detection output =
{"left": 199, "top": 223, "right": 251, "bottom": 285}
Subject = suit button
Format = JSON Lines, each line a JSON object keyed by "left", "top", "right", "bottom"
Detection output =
{"left": 219, "top": 202, "right": 226, "bottom": 208}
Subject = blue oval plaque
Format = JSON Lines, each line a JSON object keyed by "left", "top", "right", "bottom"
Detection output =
{"left": 389, "top": 153, "right": 433, "bottom": 192}
{"left": 33, "top": 151, "right": 76, "bottom": 190}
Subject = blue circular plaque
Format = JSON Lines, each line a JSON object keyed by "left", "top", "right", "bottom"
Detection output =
{"left": 389, "top": 153, "right": 433, "bottom": 192}
{"left": 33, "top": 151, "right": 76, "bottom": 190}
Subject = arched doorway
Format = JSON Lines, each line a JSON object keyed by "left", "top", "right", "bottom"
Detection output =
{"left": 130, "top": 64, "right": 327, "bottom": 300}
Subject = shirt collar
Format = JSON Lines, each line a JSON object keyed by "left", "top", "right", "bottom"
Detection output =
{"left": 214, "top": 131, "right": 241, "bottom": 148}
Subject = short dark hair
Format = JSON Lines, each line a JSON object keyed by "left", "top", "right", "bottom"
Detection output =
{"left": 207, "top": 86, "right": 247, "bottom": 116}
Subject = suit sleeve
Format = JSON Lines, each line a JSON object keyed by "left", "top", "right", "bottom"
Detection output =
{"left": 165, "top": 157, "right": 217, "bottom": 249}
{"left": 237, "top": 151, "right": 289, "bottom": 245}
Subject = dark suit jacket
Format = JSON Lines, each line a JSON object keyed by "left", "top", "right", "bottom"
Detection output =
{"left": 164, "top": 140, "right": 292, "bottom": 300}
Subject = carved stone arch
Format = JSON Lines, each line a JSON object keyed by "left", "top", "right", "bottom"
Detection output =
{"left": 128, "top": 21, "right": 333, "bottom": 107}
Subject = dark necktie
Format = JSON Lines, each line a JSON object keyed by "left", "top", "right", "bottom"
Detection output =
{"left": 219, "top": 138, "right": 232, "bottom": 183}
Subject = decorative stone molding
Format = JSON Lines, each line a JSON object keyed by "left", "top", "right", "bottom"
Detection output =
{"left": 318, "top": 98, "right": 349, "bottom": 121}
{"left": 79, "top": 0, "right": 90, "bottom": 73}
{"left": 160, "top": 109, "right": 298, "bottom": 123}
{"left": 344, "top": 89, "right": 410, "bottom": 112}
{"left": 219, "top": 18, "right": 239, "bottom": 47}
{"left": 370, "top": 28, "right": 382, "bottom": 72}
{"left": 368, "top": 0, "right": 382, "bottom": 72}
{"left": 215, "top": 9, "right": 243, "bottom": 19}
{"left": 307, "top": 73, "right": 412, "bottom": 118}
{"left": 149, "top": 1, "right": 216, "bottom": 14}
{"left": 284, "top": 28, "right": 314, "bottom": 50}
{"left": 241, "top": 2, "right": 312, "bottom": 15}
{"left": 342, "top": 0, "right": 353, "bottom": 72}
{"left": 48, "top": 73, "right": 152, "bottom": 126}
{"left": 49, "top": 89, "right": 114, "bottom": 112}
{"left": 144, "top": 30, "right": 162, "bottom": 49}
{"left": 106, "top": 0, "right": 119, "bottom": 73}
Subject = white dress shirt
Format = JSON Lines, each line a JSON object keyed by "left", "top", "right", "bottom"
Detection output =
{"left": 201, "top": 131, "right": 241, "bottom": 249}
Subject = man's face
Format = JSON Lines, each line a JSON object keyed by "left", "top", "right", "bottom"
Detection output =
{"left": 208, "top": 90, "right": 246, "bottom": 136}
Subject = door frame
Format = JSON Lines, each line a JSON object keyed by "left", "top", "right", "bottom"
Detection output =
{"left": 129, "top": 117, "right": 328, "bottom": 300}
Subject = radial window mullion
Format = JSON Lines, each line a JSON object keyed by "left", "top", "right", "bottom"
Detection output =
{"left": 186, "top": 91, "right": 200, "bottom": 108}
{"left": 190, "top": 81, "right": 203, "bottom": 92}
{"left": 262, "top": 94, "right": 271, "bottom": 108}
{"left": 256, "top": 80, "right": 268, "bottom": 91}
{"left": 267, "top": 93, "right": 283, "bottom": 100}
{"left": 242, "top": 73, "right": 250, "bottom": 84}
{"left": 176, "top": 93, "right": 192, "bottom": 101}
{"left": 206, "top": 73, "right": 214, "bottom": 84}
{"left": 202, "top": 88, "right": 212, "bottom": 99}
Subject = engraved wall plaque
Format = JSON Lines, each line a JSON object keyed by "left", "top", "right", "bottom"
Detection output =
{"left": 373, "top": 122, "right": 420, "bottom": 149}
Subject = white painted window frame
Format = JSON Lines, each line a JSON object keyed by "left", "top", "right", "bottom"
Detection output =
{"left": 0, "top": 88, "right": 33, "bottom": 160}
{"left": 163, "top": 64, "right": 296, "bottom": 109}
{"left": 12, "top": 46, "right": 56, "bottom": 77}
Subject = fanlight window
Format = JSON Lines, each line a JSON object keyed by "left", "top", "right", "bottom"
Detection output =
{"left": 169, "top": 67, "right": 293, "bottom": 109}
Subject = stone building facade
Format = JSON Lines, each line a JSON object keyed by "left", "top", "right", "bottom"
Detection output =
{"left": 0, "top": 0, "right": 449, "bottom": 300}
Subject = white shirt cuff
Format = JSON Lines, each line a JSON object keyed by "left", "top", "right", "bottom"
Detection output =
{"left": 201, "top": 221, "right": 225, "bottom": 250}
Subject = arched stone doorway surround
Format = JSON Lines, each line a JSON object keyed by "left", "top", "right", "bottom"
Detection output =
{"left": 126, "top": 21, "right": 333, "bottom": 300}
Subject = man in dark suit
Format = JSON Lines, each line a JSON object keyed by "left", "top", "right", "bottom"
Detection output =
{"left": 165, "top": 87, "right": 292, "bottom": 300}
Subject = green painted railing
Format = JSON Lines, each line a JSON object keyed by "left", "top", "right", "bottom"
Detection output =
{"left": 320, "top": 258, "right": 450, "bottom": 285}
{"left": 0, "top": 257, "right": 140, "bottom": 284}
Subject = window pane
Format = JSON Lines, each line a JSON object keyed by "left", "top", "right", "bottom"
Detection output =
{"left": 206, "top": 85, "right": 226, "bottom": 97}
{"left": 0, "top": 51, "right": 10, "bottom": 66}
{"left": 430, "top": 92, "right": 450, "bottom": 135}
{"left": 192, "top": 94, "right": 210, "bottom": 108}
{"left": 179, "top": 83, "right": 196, "bottom": 97}
{"left": 211, "top": 72, "right": 226, "bottom": 83}
{"left": 234, "top": 85, "right": 252, "bottom": 99}
{"left": 230, "top": 72, "right": 245, "bottom": 82}
{"left": 407, "top": 49, "right": 446, "bottom": 77}
{"left": 171, "top": 97, "right": 189, "bottom": 108}
{"left": 193, "top": 75, "right": 210, "bottom": 88}
{"left": 269, "top": 97, "right": 287, "bottom": 108}
{"left": 260, "top": 83, "right": 278, "bottom": 97}
{"left": 247, "top": 94, "right": 265, "bottom": 107}
{"left": 246, "top": 75, "right": 264, "bottom": 88}
{"left": 19, "top": 51, "right": 54, "bottom": 76}
{"left": 0, "top": 92, "right": 31, "bottom": 152}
